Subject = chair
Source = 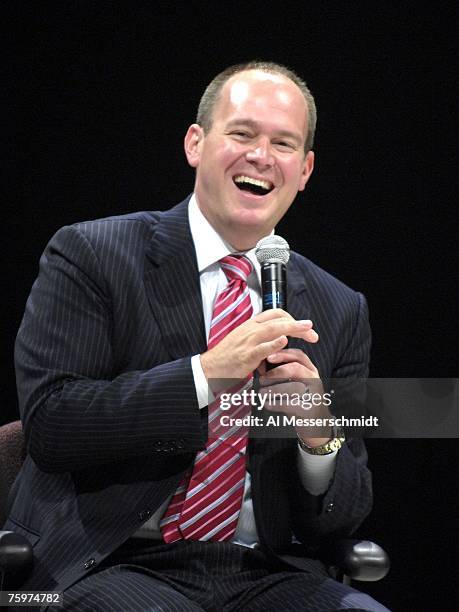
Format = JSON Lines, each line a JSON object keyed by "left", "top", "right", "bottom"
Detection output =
{"left": 0, "top": 421, "right": 33, "bottom": 588}
{"left": 0, "top": 420, "right": 389, "bottom": 587}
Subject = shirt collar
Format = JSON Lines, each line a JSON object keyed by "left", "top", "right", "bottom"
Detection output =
{"left": 188, "top": 194, "right": 272, "bottom": 285}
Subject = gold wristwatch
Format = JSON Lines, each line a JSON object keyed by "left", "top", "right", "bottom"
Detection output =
{"left": 297, "top": 427, "right": 345, "bottom": 455}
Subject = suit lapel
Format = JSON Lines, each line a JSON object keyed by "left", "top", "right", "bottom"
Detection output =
{"left": 144, "top": 198, "right": 207, "bottom": 360}
{"left": 286, "top": 253, "right": 311, "bottom": 321}
{"left": 286, "top": 252, "right": 330, "bottom": 376}
{"left": 286, "top": 254, "right": 313, "bottom": 356}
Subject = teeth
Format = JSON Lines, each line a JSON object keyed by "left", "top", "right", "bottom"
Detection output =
{"left": 234, "top": 175, "right": 273, "bottom": 191}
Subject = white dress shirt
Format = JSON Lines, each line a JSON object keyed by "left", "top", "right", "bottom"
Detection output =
{"left": 134, "top": 195, "right": 337, "bottom": 545}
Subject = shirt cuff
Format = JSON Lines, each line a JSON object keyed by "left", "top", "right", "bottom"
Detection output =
{"left": 191, "top": 354, "right": 215, "bottom": 409}
{"left": 296, "top": 444, "right": 338, "bottom": 495}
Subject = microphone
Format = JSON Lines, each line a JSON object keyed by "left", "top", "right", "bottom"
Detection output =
{"left": 255, "top": 235, "right": 290, "bottom": 374}
{"left": 255, "top": 235, "right": 290, "bottom": 311}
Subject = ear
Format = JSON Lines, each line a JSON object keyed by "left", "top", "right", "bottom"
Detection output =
{"left": 298, "top": 150, "right": 315, "bottom": 191}
{"left": 184, "top": 124, "right": 205, "bottom": 168}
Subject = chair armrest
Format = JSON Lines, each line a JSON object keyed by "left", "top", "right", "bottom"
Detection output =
{"left": 319, "top": 539, "right": 390, "bottom": 581}
{"left": 0, "top": 531, "right": 33, "bottom": 574}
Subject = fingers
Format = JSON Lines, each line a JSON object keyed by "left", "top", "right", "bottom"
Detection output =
{"left": 267, "top": 348, "right": 318, "bottom": 370}
{"left": 253, "top": 310, "right": 317, "bottom": 338}
{"left": 253, "top": 318, "right": 318, "bottom": 345}
{"left": 260, "top": 363, "right": 319, "bottom": 385}
{"left": 252, "top": 309, "right": 293, "bottom": 322}
{"left": 260, "top": 348, "right": 320, "bottom": 386}
{"left": 252, "top": 311, "right": 319, "bottom": 342}
{"left": 254, "top": 336, "right": 289, "bottom": 363}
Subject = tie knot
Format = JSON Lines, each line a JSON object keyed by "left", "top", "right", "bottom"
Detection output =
{"left": 220, "top": 254, "right": 253, "bottom": 283}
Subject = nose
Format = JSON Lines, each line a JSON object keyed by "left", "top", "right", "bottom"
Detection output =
{"left": 245, "top": 138, "right": 274, "bottom": 167}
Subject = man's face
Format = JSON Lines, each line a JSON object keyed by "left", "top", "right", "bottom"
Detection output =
{"left": 185, "top": 70, "right": 314, "bottom": 250}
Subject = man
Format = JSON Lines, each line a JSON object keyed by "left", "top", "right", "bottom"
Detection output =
{"left": 5, "top": 61, "right": 388, "bottom": 610}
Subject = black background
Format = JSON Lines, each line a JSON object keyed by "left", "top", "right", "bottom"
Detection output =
{"left": 3, "top": 2, "right": 457, "bottom": 610}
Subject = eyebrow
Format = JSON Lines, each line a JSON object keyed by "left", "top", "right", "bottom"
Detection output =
{"left": 225, "top": 119, "right": 303, "bottom": 144}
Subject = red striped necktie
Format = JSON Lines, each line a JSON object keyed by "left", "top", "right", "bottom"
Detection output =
{"left": 160, "top": 254, "right": 254, "bottom": 542}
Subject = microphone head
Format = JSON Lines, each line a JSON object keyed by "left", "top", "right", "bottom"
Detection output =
{"left": 255, "top": 235, "right": 290, "bottom": 265}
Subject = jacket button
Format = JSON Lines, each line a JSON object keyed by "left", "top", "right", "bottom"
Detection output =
{"left": 325, "top": 501, "right": 335, "bottom": 513}
{"left": 84, "top": 558, "right": 96, "bottom": 570}
{"left": 138, "top": 509, "right": 152, "bottom": 521}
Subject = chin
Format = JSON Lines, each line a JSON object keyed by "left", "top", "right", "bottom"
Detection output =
{"left": 230, "top": 211, "right": 268, "bottom": 230}
{"left": 225, "top": 216, "right": 271, "bottom": 248}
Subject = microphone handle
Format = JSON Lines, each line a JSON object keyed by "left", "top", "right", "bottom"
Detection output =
{"left": 261, "top": 262, "right": 287, "bottom": 310}
{"left": 261, "top": 262, "right": 288, "bottom": 371}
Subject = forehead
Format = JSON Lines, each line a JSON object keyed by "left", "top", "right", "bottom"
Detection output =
{"left": 213, "top": 70, "right": 308, "bottom": 137}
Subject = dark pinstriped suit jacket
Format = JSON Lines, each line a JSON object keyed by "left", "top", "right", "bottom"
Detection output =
{"left": 4, "top": 197, "right": 372, "bottom": 593}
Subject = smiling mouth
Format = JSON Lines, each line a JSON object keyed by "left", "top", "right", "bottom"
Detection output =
{"left": 233, "top": 175, "right": 274, "bottom": 196}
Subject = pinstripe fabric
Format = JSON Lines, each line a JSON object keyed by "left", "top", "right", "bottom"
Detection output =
{"left": 62, "top": 540, "right": 389, "bottom": 611}
{"left": 4, "top": 196, "right": 373, "bottom": 598}
{"left": 161, "top": 255, "right": 253, "bottom": 543}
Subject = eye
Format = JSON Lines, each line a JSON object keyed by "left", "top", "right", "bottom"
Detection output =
{"left": 230, "top": 130, "right": 251, "bottom": 139}
{"left": 274, "top": 140, "right": 296, "bottom": 150}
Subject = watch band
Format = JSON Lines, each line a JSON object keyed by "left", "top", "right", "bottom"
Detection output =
{"left": 297, "top": 427, "right": 345, "bottom": 455}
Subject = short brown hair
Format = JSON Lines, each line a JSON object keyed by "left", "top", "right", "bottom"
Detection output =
{"left": 196, "top": 61, "right": 317, "bottom": 153}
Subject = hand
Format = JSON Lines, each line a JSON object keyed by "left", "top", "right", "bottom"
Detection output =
{"left": 200, "top": 309, "right": 318, "bottom": 391}
{"left": 258, "top": 348, "right": 333, "bottom": 447}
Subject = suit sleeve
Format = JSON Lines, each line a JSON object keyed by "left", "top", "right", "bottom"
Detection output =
{"left": 15, "top": 225, "right": 207, "bottom": 474}
{"left": 291, "top": 292, "right": 373, "bottom": 543}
